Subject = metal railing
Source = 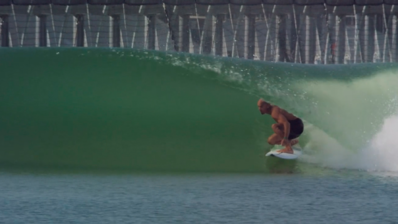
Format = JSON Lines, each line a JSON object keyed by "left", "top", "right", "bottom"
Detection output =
{"left": 1, "top": 0, "right": 398, "bottom": 64}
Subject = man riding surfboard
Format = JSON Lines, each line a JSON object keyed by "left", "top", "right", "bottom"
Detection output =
{"left": 257, "top": 99, "right": 304, "bottom": 154}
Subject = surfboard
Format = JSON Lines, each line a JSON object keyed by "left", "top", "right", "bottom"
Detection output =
{"left": 265, "top": 145, "right": 302, "bottom": 160}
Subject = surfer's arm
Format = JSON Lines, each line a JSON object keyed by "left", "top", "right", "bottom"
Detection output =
{"left": 279, "top": 115, "right": 290, "bottom": 140}
{"left": 272, "top": 108, "right": 290, "bottom": 140}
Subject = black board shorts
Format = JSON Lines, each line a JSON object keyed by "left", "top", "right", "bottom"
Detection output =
{"left": 288, "top": 118, "right": 304, "bottom": 140}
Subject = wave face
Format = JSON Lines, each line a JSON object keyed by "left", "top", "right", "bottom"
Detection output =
{"left": 1, "top": 48, "right": 397, "bottom": 173}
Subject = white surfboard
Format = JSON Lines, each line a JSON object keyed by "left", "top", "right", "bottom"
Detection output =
{"left": 265, "top": 145, "right": 302, "bottom": 160}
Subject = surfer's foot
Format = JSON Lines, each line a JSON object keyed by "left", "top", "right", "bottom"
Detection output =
{"left": 290, "top": 139, "right": 299, "bottom": 146}
{"left": 277, "top": 147, "right": 294, "bottom": 154}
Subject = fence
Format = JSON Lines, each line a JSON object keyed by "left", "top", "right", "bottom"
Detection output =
{"left": 1, "top": 0, "right": 398, "bottom": 64}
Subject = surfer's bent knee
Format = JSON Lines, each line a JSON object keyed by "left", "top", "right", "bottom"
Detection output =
{"left": 267, "top": 136, "right": 277, "bottom": 145}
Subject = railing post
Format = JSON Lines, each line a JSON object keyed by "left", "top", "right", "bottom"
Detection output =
{"left": 75, "top": 14, "right": 84, "bottom": 47}
{"left": 215, "top": 14, "right": 224, "bottom": 56}
{"left": 181, "top": 14, "right": 189, "bottom": 52}
{"left": 38, "top": 15, "right": 47, "bottom": 47}
{"left": 112, "top": 15, "right": 120, "bottom": 48}
{"left": 1, "top": 15, "right": 9, "bottom": 47}
{"left": 246, "top": 14, "right": 255, "bottom": 59}
{"left": 147, "top": 15, "right": 155, "bottom": 50}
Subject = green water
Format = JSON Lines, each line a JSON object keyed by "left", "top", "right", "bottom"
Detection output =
{"left": 1, "top": 48, "right": 397, "bottom": 173}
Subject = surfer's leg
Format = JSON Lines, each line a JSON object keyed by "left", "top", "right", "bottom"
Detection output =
{"left": 271, "top": 124, "right": 284, "bottom": 138}
{"left": 287, "top": 119, "right": 303, "bottom": 147}
{"left": 270, "top": 123, "right": 294, "bottom": 154}
{"left": 268, "top": 124, "right": 288, "bottom": 145}
{"left": 290, "top": 139, "right": 299, "bottom": 146}
{"left": 276, "top": 136, "right": 297, "bottom": 154}
{"left": 287, "top": 132, "right": 301, "bottom": 146}
{"left": 267, "top": 133, "right": 282, "bottom": 145}
{"left": 277, "top": 135, "right": 296, "bottom": 154}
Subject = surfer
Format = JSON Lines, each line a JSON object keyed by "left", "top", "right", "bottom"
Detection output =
{"left": 257, "top": 99, "right": 304, "bottom": 154}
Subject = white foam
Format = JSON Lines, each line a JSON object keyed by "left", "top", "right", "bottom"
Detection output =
{"left": 356, "top": 114, "right": 398, "bottom": 172}
{"left": 298, "top": 124, "right": 357, "bottom": 170}
{"left": 301, "top": 114, "right": 398, "bottom": 173}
